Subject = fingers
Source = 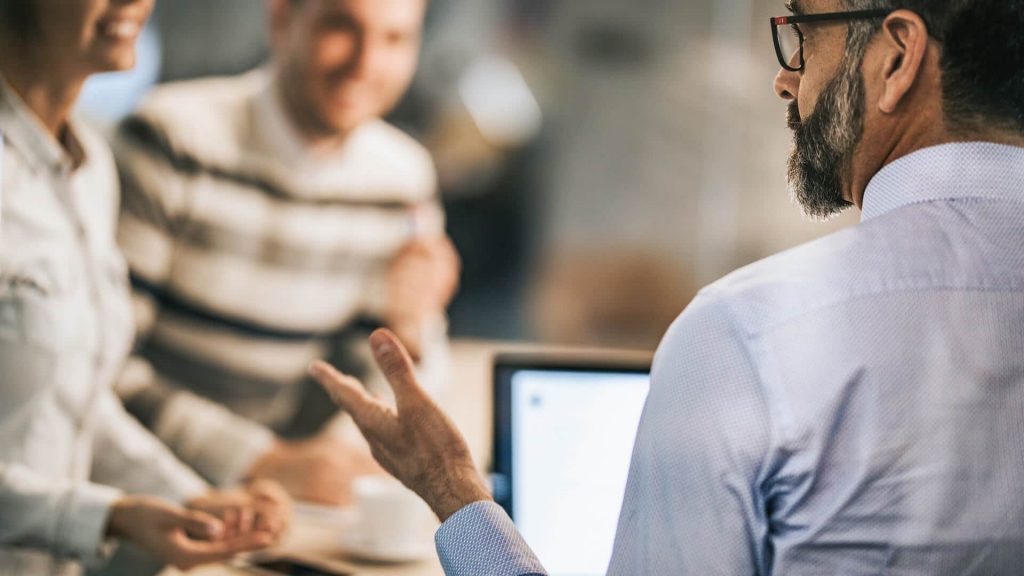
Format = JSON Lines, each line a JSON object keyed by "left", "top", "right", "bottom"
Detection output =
{"left": 237, "top": 506, "right": 255, "bottom": 535}
{"left": 438, "top": 236, "right": 461, "bottom": 269}
{"left": 220, "top": 507, "right": 241, "bottom": 538}
{"left": 254, "top": 508, "right": 285, "bottom": 536}
{"left": 309, "top": 361, "right": 382, "bottom": 431}
{"left": 170, "top": 530, "right": 275, "bottom": 570}
{"left": 248, "top": 478, "right": 289, "bottom": 503}
{"left": 249, "top": 480, "right": 291, "bottom": 535}
{"left": 368, "top": 329, "right": 429, "bottom": 411}
{"left": 174, "top": 509, "right": 224, "bottom": 541}
{"left": 199, "top": 503, "right": 254, "bottom": 538}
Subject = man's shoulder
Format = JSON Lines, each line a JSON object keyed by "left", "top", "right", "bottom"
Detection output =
{"left": 136, "top": 71, "right": 261, "bottom": 123}
{"left": 120, "top": 71, "right": 262, "bottom": 160}
{"left": 330, "top": 119, "right": 436, "bottom": 200}
{"left": 695, "top": 219, "right": 891, "bottom": 336}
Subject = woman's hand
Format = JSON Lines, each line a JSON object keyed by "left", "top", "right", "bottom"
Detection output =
{"left": 186, "top": 481, "right": 292, "bottom": 542}
{"left": 106, "top": 496, "right": 275, "bottom": 571}
{"left": 244, "top": 479, "right": 293, "bottom": 538}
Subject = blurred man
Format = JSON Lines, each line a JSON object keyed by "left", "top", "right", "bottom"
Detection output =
{"left": 313, "top": 0, "right": 1024, "bottom": 573}
{"left": 113, "top": 0, "right": 458, "bottom": 505}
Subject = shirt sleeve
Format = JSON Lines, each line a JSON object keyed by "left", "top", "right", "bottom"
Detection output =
{"left": 435, "top": 292, "right": 771, "bottom": 576}
{"left": 110, "top": 118, "right": 276, "bottom": 486}
{"left": 0, "top": 325, "right": 122, "bottom": 563}
{"left": 607, "top": 291, "right": 772, "bottom": 575}
{"left": 89, "top": 390, "right": 209, "bottom": 503}
{"left": 136, "top": 380, "right": 277, "bottom": 486}
{"left": 435, "top": 501, "right": 548, "bottom": 576}
{"left": 0, "top": 462, "right": 122, "bottom": 564}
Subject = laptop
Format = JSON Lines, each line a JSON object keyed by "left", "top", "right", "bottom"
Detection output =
{"left": 492, "top": 351, "right": 652, "bottom": 576}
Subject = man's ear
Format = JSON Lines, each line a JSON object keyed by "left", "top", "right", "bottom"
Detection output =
{"left": 877, "top": 10, "right": 931, "bottom": 114}
{"left": 267, "top": 0, "right": 295, "bottom": 48}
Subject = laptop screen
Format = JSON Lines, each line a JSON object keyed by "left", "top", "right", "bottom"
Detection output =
{"left": 493, "top": 357, "right": 651, "bottom": 576}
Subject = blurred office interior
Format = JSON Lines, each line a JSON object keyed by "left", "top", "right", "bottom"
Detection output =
{"left": 80, "top": 0, "right": 859, "bottom": 351}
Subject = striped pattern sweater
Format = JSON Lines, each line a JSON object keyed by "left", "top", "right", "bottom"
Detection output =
{"left": 112, "top": 70, "right": 450, "bottom": 485}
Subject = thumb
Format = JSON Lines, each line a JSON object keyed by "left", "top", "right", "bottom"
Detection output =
{"left": 369, "top": 329, "right": 428, "bottom": 410}
{"left": 310, "top": 360, "right": 379, "bottom": 431}
{"left": 174, "top": 509, "right": 224, "bottom": 540}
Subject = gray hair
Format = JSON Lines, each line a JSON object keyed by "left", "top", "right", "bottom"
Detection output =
{"left": 841, "top": 0, "right": 1024, "bottom": 135}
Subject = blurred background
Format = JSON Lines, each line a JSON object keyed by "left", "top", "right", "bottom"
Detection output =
{"left": 80, "top": 0, "right": 859, "bottom": 351}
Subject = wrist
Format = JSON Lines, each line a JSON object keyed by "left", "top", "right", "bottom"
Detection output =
{"left": 106, "top": 496, "right": 139, "bottom": 539}
{"left": 428, "top": 468, "right": 493, "bottom": 522}
{"left": 433, "top": 489, "right": 492, "bottom": 523}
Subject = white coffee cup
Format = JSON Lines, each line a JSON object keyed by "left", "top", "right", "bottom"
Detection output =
{"left": 343, "top": 475, "right": 435, "bottom": 562}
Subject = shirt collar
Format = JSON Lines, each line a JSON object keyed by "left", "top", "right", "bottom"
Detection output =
{"left": 253, "top": 69, "right": 308, "bottom": 167}
{"left": 861, "top": 142, "right": 1024, "bottom": 222}
{"left": 0, "top": 75, "right": 87, "bottom": 175}
{"left": 252, "top": 68, "right": 368, "bottom": 168}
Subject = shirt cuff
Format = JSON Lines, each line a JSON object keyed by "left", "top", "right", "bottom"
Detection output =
{"left": 435, "top": 501, "right": 547, "bottom": 576}
{"left": 60, "top": 483, "right": 123, "bottom": 565}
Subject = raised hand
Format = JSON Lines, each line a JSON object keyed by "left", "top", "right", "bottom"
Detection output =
{"left": 309, "top": 329, "right": 490, "bottom": 521}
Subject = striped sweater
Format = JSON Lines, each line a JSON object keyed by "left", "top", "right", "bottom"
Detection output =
{"left": 112, "top": 70, "right": 450, "bottom": 485}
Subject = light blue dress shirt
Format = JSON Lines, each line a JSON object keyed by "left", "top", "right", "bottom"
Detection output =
{"left": 434, "top": 142, "right": 1024, "bottom": 575}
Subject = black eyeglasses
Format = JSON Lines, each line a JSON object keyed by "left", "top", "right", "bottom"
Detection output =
{"left": 771, "top": 9, "right": 894, "bottom": 72}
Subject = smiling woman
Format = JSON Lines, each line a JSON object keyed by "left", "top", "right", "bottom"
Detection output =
{"left": 44, "top": 0, "right": 150, "bottom": 71}
{"left": 0, "top": 1, "right": 283, "bottom": 575}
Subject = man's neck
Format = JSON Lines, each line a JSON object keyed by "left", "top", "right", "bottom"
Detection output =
{"left": 0, "top": 35, "right": 86, "bottom": 141}
{"left": 273, "top": 69, "right": 354, "bottom": 156}
{"left": 851, "top": 122, "right": 1024, "bottom": 209}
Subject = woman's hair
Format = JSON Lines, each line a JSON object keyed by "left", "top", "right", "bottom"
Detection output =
{"left": 0, "top": 0, "right": 39, "bottom": 39}
{"left": 844, "top": 0, "right": 1024, "bottom": 135}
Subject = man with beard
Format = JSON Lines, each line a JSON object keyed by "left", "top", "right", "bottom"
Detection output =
{"left": 112, "top": 0, "right": 459, "bottom": 506}
{"left": 309, "top": 0, "right": 1024, "bottom": 574}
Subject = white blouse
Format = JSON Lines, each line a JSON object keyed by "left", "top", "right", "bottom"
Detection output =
{"left": 0, "top": 79, "right": 206, "bottom": 576}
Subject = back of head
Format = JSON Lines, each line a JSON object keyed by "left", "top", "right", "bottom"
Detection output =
{"left": 845, "top": 0, "right": 1024, "bottom": 137}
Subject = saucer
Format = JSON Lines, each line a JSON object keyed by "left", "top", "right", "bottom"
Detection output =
{"left": 292, "top": 501, "right": 433, "bottom": 563}
{"left": 338, "top": 531, "right": 434, "bottom": 563}
{"left": 292, "top": 501, "right": 356, "bottom": 528}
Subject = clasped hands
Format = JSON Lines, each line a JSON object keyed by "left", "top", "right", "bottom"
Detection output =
{"left": 106, "top": 479, "right": 291, "bottom": 571}
{"left": 107, "top": 238, "right": 463, "bottom": 569}
{"left": 108, "top": 327, "right": 482, "bottom": 571}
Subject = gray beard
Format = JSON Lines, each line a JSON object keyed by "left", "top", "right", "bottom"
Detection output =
{"left": 786, "top": 55, "right": 867, "bottom": 220}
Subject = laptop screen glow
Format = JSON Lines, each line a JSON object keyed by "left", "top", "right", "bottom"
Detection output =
{"left": 510, "top": 369, "right": 650, "bottom": 576}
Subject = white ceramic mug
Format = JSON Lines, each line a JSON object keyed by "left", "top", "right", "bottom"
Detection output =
{"left": 346, "top": 475, "right": 435, "bottom": 561}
